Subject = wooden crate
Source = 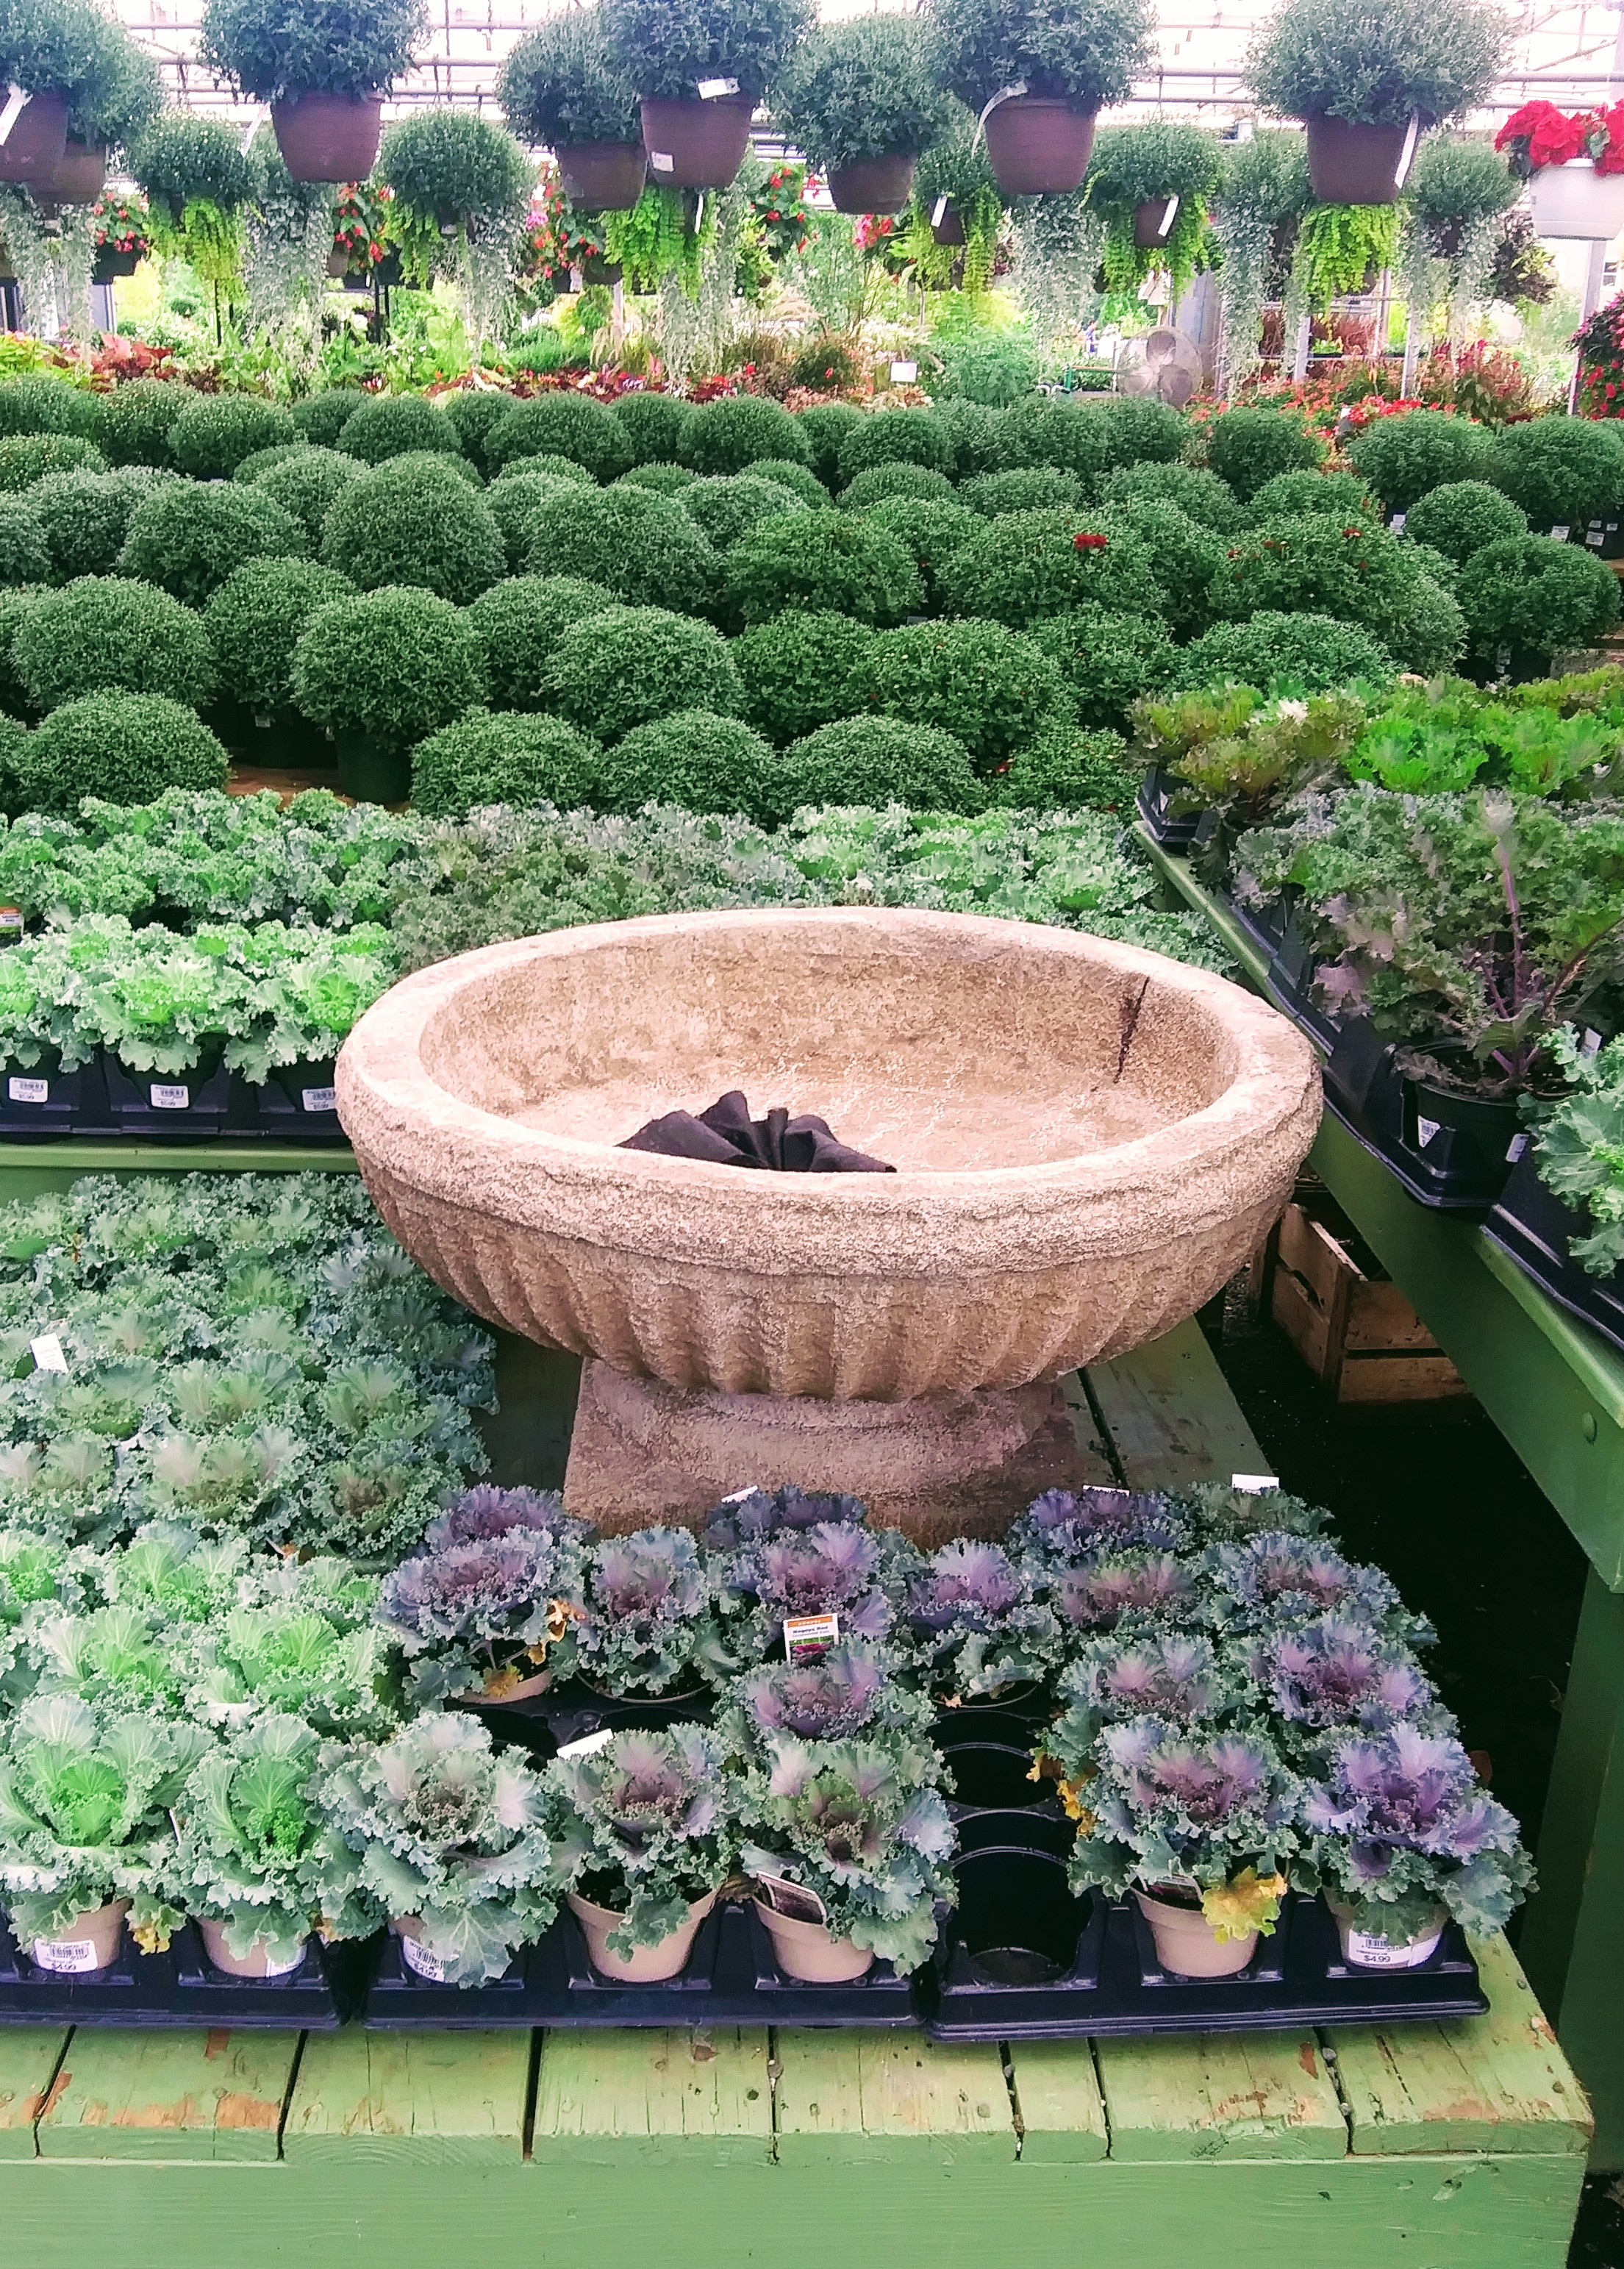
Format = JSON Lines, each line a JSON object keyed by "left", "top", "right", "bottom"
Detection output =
{"left": 1271, "top": 1197, "right": 1469, "bottom": 1404}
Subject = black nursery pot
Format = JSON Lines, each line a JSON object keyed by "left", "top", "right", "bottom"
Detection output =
{"left": 0, "top": 1046, "right": 99, "bottom": 1140}
{"left": 1486, "top": 1148, "right": 1624, "bottom": 1356}
{"left": 951, "top": 1845, "right": 1091, "bottom": 1985}
{"left": 1401, "top": 1070, "right": 1523, "bottom": 1207}
{"left": 1136, "top": 765, "right": 1206, "bottom": 848}
{"left": 829, "top": 154, "right": 917, "bottom": 215}
{"left": 337, "top": 733, "right": 412, "bottom": 806}
{"left": 1133, "top": 195, "right": 1180, "bottom": 249}
{"left": 103, "top": 1049, "right": 233, "bottom": 1139}
{"left": 256, "top": 1057, "right": 346, "bottom": 1145}
{"left": 92, "top": 246, "right": 140, "bottom": 282}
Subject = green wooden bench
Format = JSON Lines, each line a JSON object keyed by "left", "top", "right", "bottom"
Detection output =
{"left": 0, "top": 1320, "right": 1589, "bottom": 2268}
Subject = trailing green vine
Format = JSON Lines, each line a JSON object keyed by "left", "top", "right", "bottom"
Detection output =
{"left": 148, "top": 196, "right": 247, "bottom": 292}
{"left": 895, "top": 186, "right": 1004, "bottom": 295}
{"left": 1292, "top": 201, "right": 1403, "bottom": 313}
{"left": 604, "top": 186, "right": 718, "bottom": 298}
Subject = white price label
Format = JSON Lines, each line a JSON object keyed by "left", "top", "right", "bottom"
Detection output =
{"left": 1583, "top": 1028, "right": 1603, "bottom": 1057}
{"left": 1231, "top": 1473, "right": 1279, "bottom": 1494}
{"left": 783, "top": 1612, "right": 840, "bottom": 1662}
{"left": 7, "top": 1076, "right": 46, "bottom": 1104}
{"left": 1345, "top": 1923, "right": 1443, "bottom": 1970}
{"left": 33, "top": 1936, "right": 103, "bottom": 1973}
{"left": 1156, "top": 191, "right": 1179, "bottom": 239}
{"left": 301, "top": 1086, "right": 337, "bottom": 1113}
{"left": 1415, "top": 1114, "right": 1442, "bottom": 1149}
{"left": 398, "top": 1933, "right": 452, "bottom": 1983}
{"left": 649, "top": 150, "right": 675, "bottom": 174}
{"left": 1550, "top": 524, "right": 1571, "bottom": 541}
{"left": 556, "top": 1727, "right": 618, "bottom": 1759}
{"left": 890, "top": 360, "right": 917, "bottom": 383}
{"left": 30, "top": 1334, "right": 67, "bottom": 1373}
{"left": 0, "top": 88, "right": 26, "bottom": 149}
{"left": 150, "top": 1084, "right": 190, "bottom": 1110}
{"left": 0, "top": 907, "right": 23, "bottom": 934}
{"left": 1589, "top": 529, "right": 1606, "bottom": 546}
{"left": 931, "top": 193, "right": 948, "bottom": 226}
{"left": 696, "top": 75, "right": 740, "bottom": 97}
{"left": 1389, "top": 512, "right": 1406, "bottom": 533}
{"left": 1506, "top": 1132, "right": 1530, "bottom": 1163}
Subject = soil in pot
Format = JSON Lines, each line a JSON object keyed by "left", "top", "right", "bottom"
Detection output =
{"left": 982, "top": 96, "right": 1095, "bottom": 197}
{"left": 640, "top": 94, "right": 755, "bottom": 190}
{"left": 557, "top": 141, "right": 648, "bottom": 211}
{"left": 1134, "top": 1885, "right": 1257, "bottom": 1977}
{"left": 198, "top": 1915, "right": 309, "bottom": 1979}
{"left": 751, "top": 1879, "right": 874, "bottom": 1981}
{"left": 1304, "top": 113, "right": 1416, "bottom": 204}
{"left": 568, "top": 1886, "right": 718, "bottom": 1980}
{"left": 1327, "top": 1896, "right": 1447, "bottom": 1970}
{"left": 0, "top": 93, "right": 70, "bottom": 190}
{"left": 829, "top": 154, "right": 916, "bottom": 215}
{"left": 272, "top": 92, "right": 384, "bottom": 185}
{"left": 954, "top": 1845, "right": 1086, "bottom": 1984}
{"left": 29, "top": 1897, "right": 129, "bottom": 1973}
{"left": 1133, "top": 194, "right": 1179, "bottom": 248}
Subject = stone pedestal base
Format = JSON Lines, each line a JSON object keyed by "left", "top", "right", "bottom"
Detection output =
{"left": 562, "top": 1359, "right": 1095, "bottom": 1545}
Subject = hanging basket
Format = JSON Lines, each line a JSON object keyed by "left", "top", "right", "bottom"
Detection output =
{"left": 556, "top": 140, "right": 648, "bottom": 211}
{"left": 40, "top": 136, "right": 105, "bottom": 204}
{"left": 827, "top": 153, "right": 917, "bottom": 215}
{"left": 639, "top": 93, "right": 754, "bottom": 190}
{"left": 982, "top": 96, "right": 1095, "bottom": 196}
{"left": 1304, "top": 114, "right": 1417, "bottom": 205}
{"left": 1527, "top": 157, "right": 1624, "bottom": 239}
{"left": 326, "top": 248, "right": 351, "bottom": 278}
{"left": 0, "top": 91, "right": 70, "bottom": 190}
{"left": 92, "top": 246, "right": 140, "bottom": 282}
{"left": 1133, "top": 194, "right": 1180, "bottom": 249}
{"left": 271, "top": 91, "right": 384, "bottom": 185}
{"left": 931, "top": 200, "right": 967, "bottom": 246}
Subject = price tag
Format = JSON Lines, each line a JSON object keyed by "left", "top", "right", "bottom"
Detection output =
{"left": 301, "top": 1085, "right": 337, "bottom": 1113}
{"left": 752, "top": 1873, "right": 826, "bottom": 1924}
{"left": 931, "top": 193, "right": 948, "bottom": 226}
{"left": 1589, "top": 526, "right": 1606, "bottom": 546}
{"left": 1231, "top": 1473, "right": 1279, "bottom": 1494}
{"left": 1344, "top": 1920, "right": 1444, "bottom": 1969}
{"left": 692, "top": 192, "right": 705, "bottom": 233}
{"left": 1583, "top": 1028, "right": 1603, "bottom": 1057}
{"left": 1415, "top": 1113, "right": 1442, "bottom": 1149}
{"left": 398, "top": 1934, "right": 453, "bottom": 1983}
{"left": 890, "top": 359, "right": 917, "bottom": 383}
{"left": 976, "top": 80, "right": 1028, "bottom": 132}
{"left": 649, "top": 150, "right": 675, "bottom": 174}
{"left": 1155, "top": 192, "right": 1179, "bottom": 239}
{"left": 783, "top": 1612, "right": 840, "bottom": 1662}
{"left": 716, "top": 1484, "right": 758, "bottom": 1504}
{"left": 150, "top": 1084, "right": 190, "bottom": 1110}
{"left": 1389, "top": 511, "right": 1406, "bottom": 533}
{"left": 1550, "top": 524, "right": 1571, "bottom": 541}
{"left": 0, "top": 906, "right": 23, "bottom": 940}
{"left": 7, "top": 1076, "right": 46, "bottom": 1104}
{"left": 32, "top": 1936, "right": 103, "bottom": 1973}
{"left": 1393, "top": 115, "right": 1420, "bottom": 189}
{"left": 30, "top": 1334, "right": 67, "bottom": 1373}
{"left": 1506, "top": 1132, "right": 1530, "bottom": 1163}
{"left": 0, "top": 88, "right": 27, "bottom": 149}
{"left": 696, "top": 76, "right": 739, "bottom": 98}
{"left": 556, "top": 1727, "right": 618, "bottom": 1760}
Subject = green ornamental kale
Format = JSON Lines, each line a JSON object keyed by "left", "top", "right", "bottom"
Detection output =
{"left": 540, "top": 1723, "right": 737, "bottom": 1958}
{"left": 1526, "top": 1025, "right": 1624, "bottom": 1276}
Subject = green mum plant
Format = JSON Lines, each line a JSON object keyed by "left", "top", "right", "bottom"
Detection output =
{"left": 13, "top": 576, "right": 215, "bottom": 715}
{"left": 1244, "top": 0, "right": 1508, "bottom": 129}
{"left": 321, "top": 457, "right": 506, "bottom": 607}
{"left": 198, "top": 0, "right": 427, "bottom": 103}
{"left": 498, "top": 9, "right": 641, "bottom": 148}
{"left": 291, "top": 586, "right": 486, "bottom": 754}
{"left": 599, "top": 0, "right": 813, "bottom": 104}
{"left": 773, "top": 14, "right": 948, "bottom": 174}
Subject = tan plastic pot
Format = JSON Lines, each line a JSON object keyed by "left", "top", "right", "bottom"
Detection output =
{"left": 557, "top": 141, "right": 648, "bottom": 211}
{"left": 640, "top": 95, "right": 754, "bottom": 190}
{"left": 41, "top": 137, "right": 105, "bottom": 205}
{"left": 1135, "top": 1888, "right": 1257, "bottom": 1978}
{"left": 1328, "top": 1897, "right": 1447, "bottom": 1970}
{"left": 753, "top": 1895, "right": 874, "bottom": 1981}
{"left": 568, "top": 1887, "right": 718, "bottom": 1980}
{"left": 197, "top": 1915, "right": 307, "bottom": 1979}
{"left": 392, "top": 1913, "right": 462, "bottom": 1983}
{"left": 982, "top": 97, "right": 1095, "bottom": 196}
{"left": 1304, "top": 114, "right": 1417, "bottom": 205}
{"left": 0, "top": 93, "right": 70, "bottom": 190}
{"left": 272, "top": 92, "right": 384, "bottom": 185}
{"left": 828, "top": 154, "right": 916, "bottom": 215}
{"left": 29, "top": 1897, "right": 129, "bottom": 1973}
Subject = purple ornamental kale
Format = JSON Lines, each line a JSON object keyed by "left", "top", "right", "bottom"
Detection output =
{"left": 574, "top": 1526, "right": 712, "bottom": 1693}
{"left": 1106, "top": 1718, "right": 1279, "bottom": 1830}
{"left": 734, "top": 1522, "right": 894, "bottom": 1637}
{"left": 426, "top": 1484, "right": 588, "bottom": 1551}
{"left": 379, "top": 1532, "right": 558, "bottom": 1644}
{"left": 1210, "top": 1532, "right": 1402, "bottom": 1626}
{"left": 586, "top": 1728, "right": 723, "bottom": 1856}
{"left": 904, "top": 1540, "right": 1025, "bottom": 1637}
{"left": 1082, "top": 1632, "right": 1223, "bottom": 1723}
{"left": 1303, "top": 1726, "right": 1518, "bottom": 1871}
{"left": 1052, "top": 1549, "right": 1197, "bottom": 1634}
{"left": 734, "top": 1643, "right": 890, "bottom": 1743}
{"left": 1256, "top": 1612, "right": 1435, "bottom": 1734}
{"left": 1009, "top": 1487, "right": 1184, "bottom": 1562}
{"left": 702, "top": 1485, "right": 870, "bottom": 1552}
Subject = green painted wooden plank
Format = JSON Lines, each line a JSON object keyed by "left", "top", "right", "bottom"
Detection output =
{"left": 35, "top": 2028, "right": 298, "bottom": 2162}
{"left": 773, "top": 2028, "right": 1015, "bottom": 2162}
{"left": 0, "top": 2029, "right": 69, "bottom": 2159}
{"left": 1057, "top": 1371, "right": 1118, "bottom": 1484}
{"left": 1094, "top": 2030, "right": 1348, "bottom": 2163}
{"left": 529, "top": 2029, "right": 771, "bottom": 2165}
{"left": 1087, "top": 1312, "right": 1268, "bottom": 1492}
{"left": 282, "top": 2029, "right": 529, "bottom": 2165}
{"left": 1000, "top": 2038, "right": 1108, "bottom": 2162}
{"left": 0, "top": 1143, "right": 357, "bottom": 1210}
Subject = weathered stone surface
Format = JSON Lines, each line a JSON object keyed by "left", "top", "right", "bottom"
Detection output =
{"left": 337, "top": 907, "right": 1321, "bottom": 1400}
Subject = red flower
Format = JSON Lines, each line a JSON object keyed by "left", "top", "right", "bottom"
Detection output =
{"left": 1073, "top": 532, "right": 1108, "bottom": 551}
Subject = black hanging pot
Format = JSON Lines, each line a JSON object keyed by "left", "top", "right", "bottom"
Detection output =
{"left": 828, "top": 153, "right": 917, "bottom": 215}
{"left": 931, "top": 199, "right": 967, "bottom": 246}
{"left": 1133, "top": 194, "right": 1180, "bottom": 249}
{"left": 92, "top": 246, "right": 140, "bottom": 282}
{"left": 982, "top": 96, "right": 1095, "bottom": 196}
{"left": 640, "top": 93, "right": 754, "bottom": 190}
{"left": 578, "top": 251, "right": 623, "bottom": 287}
{"left": 1304, "top": 113, "right": 1419, "bottom": 205}
{"left": 0, "top": 93, "right": 69, "bottom": 190}
{"left": 272, "top": 92, "right": 384, "bottom": 185}
{"left": 556, "top": 140, "right": 648, "bottom": 212}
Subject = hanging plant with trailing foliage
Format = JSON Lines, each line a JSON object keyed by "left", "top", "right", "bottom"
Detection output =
{"left": 1401, "top": 132, "right": 1519, "bottom": 345}
{"left": 1209, "top": 129, "right": 1311, "bottom": 396}
{"left": 1292, "top": 201, "right": 1403, "bottom": 313}
{"left": 895, "top": 107, "right": 1006, "bottom": 296}
{"left": 1085, "top": 121, "right": 1222, "bottom": 310}
{"left": 129, "top": 111, "right": 251, "bottom": 291}
{"left": 603, "top": 184, "right": 718, "bottom": 296}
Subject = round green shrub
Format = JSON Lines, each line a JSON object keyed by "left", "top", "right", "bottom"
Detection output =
{"left": 523, "top": 485, "right": 721, "bottom": 613}
{"left": 12, "top": 577, "right": 215, "bottom": 714}
{"left": 0, "top": 591, "right": 44, "bottom": 717}
{"left": 1098, "top": 460, "right": 1243, "bottom": 532}
{"left": 1487, "top": 419, "right": 1624, "bottom": 533}
{"left": 683, "top": 397, "right": 812, "bottom": 479}
{"left": 15, "top": 692, "right": 230, "bottom": 814}
{"left": 1457, "top": 535, "right": 1621, "bottom": 668}
{"left": 321, "top": 456, "right": 505, "bottom": 604}
{"left": 1172, "top": 610, "right": 1396, "bottom": 693}
{"left": 930, "top": 332, "right": 1040, "bottom": 410}
{"left": 1001, "top": 396, "right": 1187, "bottom": 491}
{"left": 960, "top": 468, "right": 1084, "bottom": 518}
{"left": 1027, "top": 607, "right": 1181, "bottom": 732}
{"left": 486, "top": 470, "right": 582, "bottom": 568}
{"left": 1203, "top": 407, "right": 1326, "bottom": 503}
{"left": 682, "top": 473, "right": 812, "bottom": 549}
{"left": 441, "top": 390, "right": 519, "bottom": 477}
{"left": 290, "top": 389, "right": 368, "bottom": 448}
{"left": 525, "top": 453, "right": 595, "bottom": 486}
{"left": 485, "top": 393, "right": 633, "bottom": 482}
{"left": 337, "top": 394, "right": 467, "bottom": 468}
{"left": 795, "top": 402, "right": 865, "bottom": 487}
{"left": 934, "top": 399, "right": 1014, "bottom": 479}
{"left": 779, "top": 715, "right": 984, "bottom": 815}
{"left": 231, "top": 441, "right": 309, "bottom": 485}
{"left": 854, "top": 618, "right": 1071, "bottom": 772}
{"left": 411, "top": 709, "right": 602, "bottom": 819}
{"left": 203, "top": 559, "right": 355, "bottom": 715}
{"left": 595, "top": 710, "right": 780, "bottom": 822}
{"left": 733, "top": 609, "right": 878, "bottom": 746}
{"left": 291, "top": 586, "right": 487, "bottom": 751}
{"left": 996, "top": 723, "right": 1138, "bottom": 810}
{"left": 546, "top": 605, "right": 743, "bottom": 741}
{"left": 1103, "top": 497, "right": 1226, "bottom": 636}
{"left": 859, "top": 497, "right": 985, "bottom": 606}
{"left": 247, "top": 446, "right": 363, "bottom": 548}
{"left": 117, "top": 481, "right": 307, "bottom": 607}
{"left": 1402, "top": 479, "right": 1529, "bottom": 565}
{"left": 835, "top": 410, "right": 952, "bottom": 486}
{"left": 1211, "top": 514, "right": 1460, "bottom": 668}
{"left": 1403, "top": 537, "right": 1461, "bottom": 594}
{"left": 0, "top": 714, "right": 26, "bottom": 815}
{"left": 1399, "top": 574, "right": 1471, "bottom": 675}
{"left": 749, "top": 458, "right": 828, "bottom": 507}
{"left": 1246, "top": 468, "right": 1378, "bottom": 522}
{"left": 837, "top": 462, "right": 956, "bottom": 511}
{"left": 0, "top": 496, "right": 48, "bottom": 587}
{"left": 377, "top": 448, "right": 482, "bottom": 490}
{"left": 1347, "top": 410, "right": 1491, "bottom": 514}
{"left": 0, "top": 435, "right": 105, "bottom": 490}
{"left": 612, "top": 393, "right": 695, "bottom": 467}
{"left": 725, "top": 511, "right": 923, "bottom": 626}
{"left": 167, "top": 395, "right": 297, "bottom": 480}
{"left": 618, "top": 462, "right": 699, "bottom": 495}
{"left": 94, "top": 379, "right": 189, "bottom": 468}
{"left": 937, "top": 510, "right": 1165, "bottom": 627}
{"left": 465, "top": 574, "right": 616, "bottom": 710}
{"left": 0, "top": 379, "right": 100, "bottom": 440}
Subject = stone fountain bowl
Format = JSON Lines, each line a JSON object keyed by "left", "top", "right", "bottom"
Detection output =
{"left": 338, "top": 907, "right": 1320, "bottom": 1401}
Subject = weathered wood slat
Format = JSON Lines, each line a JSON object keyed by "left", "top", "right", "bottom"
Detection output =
{"left": 1000, "top": 2037, "right": 1108, "bottom": 2161}
{"left": 772, "top": 2028, "right": 1014, "bottom": 2162}
{"left": 283, "top": 2029, "right": 529, "bottom": 2164}
{"left": 1085, "top": 1314, "right": 1267, "bottom": 1489}
{"left": 34, "top": 2027, "right": 298, "bottom": 2161}
{"left": 0, "top": 2026, "right": 68, "bottom": 2159}
{"left": 529, "top": 2027, "right": 771, "bottom": 2163}
{"left": 1093, "top": 2031, "right": 1348, "bottom": 2162}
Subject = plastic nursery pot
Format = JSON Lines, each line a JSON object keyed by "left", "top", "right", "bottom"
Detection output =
{"left": 567, "top": 1887, "right": 718, "bottom": 1982}
{"left": 573, "top": 1679, "right": 712, "bottom": 1733}
{"left": 272, "top": 92, "right": 385, "bottom": 185}
{"left": 1134, "top": 1887, "right": 1256, "bottom": 1979}
{"left": 92, "top": 247, "right": 140, "bottom": 282}
{"left": 828, "top": 154, "right": 917, "bottom": 215}
{"left": 751, "top": 1889, "right": 874, "bottom": 1982}
{"left": 1527, "top": 156, "right": 1624, "bottom": 239}
{"left": 29, "top": 1898, "right": 130, "bottom": 1974}
{"left": 1133, "top": 195, "right": 1180, "bottom": 249}
{"left": 326, "top": 249, "right": 351, "bottom": 279}
{"left": 936, "top": 1679, "right": 1048, "bottom": 1718}
{"left": 267, "top": 1057, "right": 340, "bottom": 1120}
{"left": 981, "top": 97, "right": 1096, "bottom": 197}
{"left": 557, "top": 140, "right": 648, "bottom": 211}
{"left": 42, "top": 137, "right": 107, "bottom": 204}
{"left": 0, "top": 92, "right": 70, "bottom": 190}
{"left": 337, "top": 732, "right": 412, "bottom": 806}
{"left": 640, "top": 94, "right": 755, "bottom": 190}
{"left": 1403, "top": 1070, "right": 1523, "bottom": 1203}
{"left": 954, "top": 1845, "right": 1086, "bottom": 1984}
{"left": 0, "top": 1044, "right": 92, "bottom": 1137}
{"left": 931, "top": 200, "right": 967, "bottom": 247}
{"left": 1303, "top": 113, "right": 1417, "bottom": 205}
{"left": 390, "top": 1914, "right": 461, "bottom": 1984}
{"left": 578, "top": 252, "right": 624, "bottom": 288}
{"left": 1486, "top": 1150, "right": 1624, "bottom": 1357}
{"left": 940, "top": 1740, "right": 1048, "bottom": 1811}
{"left": 1326, "top": 1896, "right": 1448, "bottom": 1971}
{"left": 197, "top": 1915, "right": 309, "bottom": 1980}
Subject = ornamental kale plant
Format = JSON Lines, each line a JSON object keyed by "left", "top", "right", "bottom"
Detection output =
{"left": 1203, "top": 1532, "right": 1419, "bottom": 1636}
{"left": 903, "top": 1540, "right": 1059, "bottom": 1700}
{"left": 24, "top": 1602, "right": 188, "bottom": 1716}
{"left": 1176, "top": 1480, "right": 1336, "bottom": 1545}
{"left": 1006, "top": 1485, "right": 1188, "bottom": 1567}
{"left": 540, "top": 1725, "right": 737, "bottom": 1958}
{"left": 1296, "top": 1723, "right": 1532, "bottom": 1939}
{"left": 168, "top": 1712, "right": 378, "bottom": 1970}
{"left": 1046, "top": 1548, "right": 1200, "bottom": 1640}
{"left": 426, "top": 1484, "right": 585, "bottom": 1550}
{"left": 318, "top": 1712, "right": 557, "bottom": 1986}
{"left": 1033, "top": 1633, "right": 1241, "bottom": 1814}
{"left": 573, "top": 1527, "right": 717, "bottom": 1698}
{"left": 737, "top": 1735, "right": 956, "bottom": 1972}
{"left": 187, "top": 1603, "right": 398, "bottom": 1738}
{"left": 376, "top": 1515, "right": 588, "bottom": 1705}
{"left": 0, "top": 1692, "right": 212, "bottom": 1948}
{"left": 709, "top": 1521, "right": 912, "bottom": 1671}
{"left": 1248, "top": 1611, "right": 1439, "bottom": 1751}
{"left": 719, "top": 1642, "right": 936, "bottom": 1767}
{"left": 1525, "top": 1025, "right": 1624, "bottom": 1275}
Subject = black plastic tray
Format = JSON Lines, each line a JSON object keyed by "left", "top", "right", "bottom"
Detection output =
{"left": 0, "top": 1914, "right": 364, "bottom": 2027}
{"left": 1137, "top": 767, "right": 1206, "bottom": 849}
{"left": 449, "top": 1675, "right": 716, "bottom": 1761}
{"left": 1317, "top": 1019, "right": 1519, "bottom": 1216}
{"left": 365, "top": 1897, "right": 919, "bottom": 2031}
{"left": 1485, "top": 1150, "right": 1624, "bottom": 1357}
{"left": 0, "top": 1047, "right": 353, "bottom": 1146}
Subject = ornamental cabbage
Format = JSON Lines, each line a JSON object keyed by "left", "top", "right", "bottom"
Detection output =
{"left": 376, "top": 1518, "right": 588, "bottom": 1704}
{"left": 573, "top": 1527, "right": 717, "bottom": 1698}
{"left": 540, "top": 1724, "right": 736, "bottom": 1959}
{"left": 903, "top": 1540, "right": 1059, "bottom": 1699}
